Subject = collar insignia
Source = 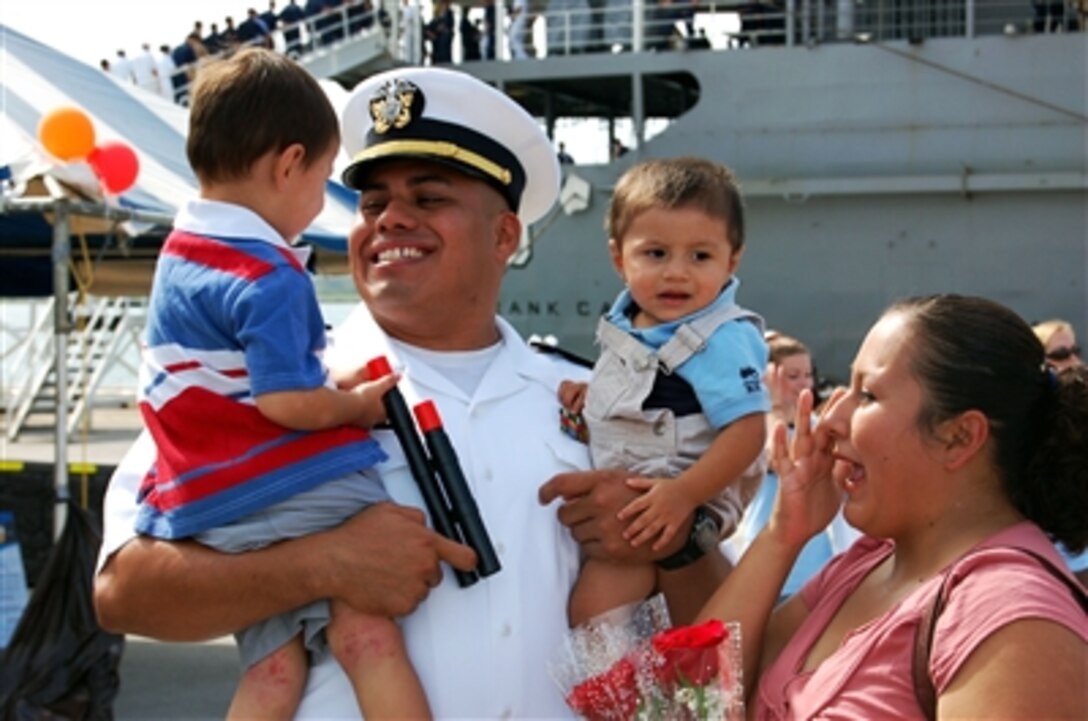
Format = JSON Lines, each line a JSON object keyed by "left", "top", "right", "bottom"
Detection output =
{"left": 369, "top": 79, "right": 422, "bottom": 134}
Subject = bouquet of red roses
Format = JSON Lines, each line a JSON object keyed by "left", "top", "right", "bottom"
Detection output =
{"left": 549, "top": 595, "right": 743, "bottom": 721}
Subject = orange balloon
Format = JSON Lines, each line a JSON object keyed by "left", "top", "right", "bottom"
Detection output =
{"left": 38, "top": 107, "right": 96, "bottom": 162}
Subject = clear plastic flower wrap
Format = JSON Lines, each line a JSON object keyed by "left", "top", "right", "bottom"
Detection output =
{"left": 548, "top": 594, "right": 744, "bottom": 721}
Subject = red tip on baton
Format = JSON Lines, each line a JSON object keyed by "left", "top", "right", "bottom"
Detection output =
{"left": 367, "top": 355, "right": 394, "bottom": 379}
{"left": 414, "top": 399, "right": 442, "bottom": 433}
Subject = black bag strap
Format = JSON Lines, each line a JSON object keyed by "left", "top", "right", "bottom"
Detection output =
{"left": 912, "top": 545, "right": 1088, "bottom": 721}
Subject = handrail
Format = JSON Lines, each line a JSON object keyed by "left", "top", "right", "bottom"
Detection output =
{"left": 67, "top": 298, "right": 144, "bottom": 434}
{"left": 1, "top": 298, "right": 54, "bottom": 426}
{"left": 511, "top": 0, "right": 1083, "bottom": 58}
{"left": 155, "top": 0, "right": 1083, "bottom": 104}
{"left": 4, "top": 313, "right": 59, "bottom": 440}
{"left": 2, "top": 295, "right": 144, "bottom": 439}
{"left": 165, "top": 0, "right": 391, "bottom": 105}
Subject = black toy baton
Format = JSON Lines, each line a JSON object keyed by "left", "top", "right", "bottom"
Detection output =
{"left": 413, "top": 400, "right": 502, "bottom": 579}
{"left": 366, "top": 357, "right": 478, "bottom": 587}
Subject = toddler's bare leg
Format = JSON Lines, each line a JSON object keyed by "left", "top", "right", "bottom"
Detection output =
{"left": 569, "top": 558, "right": 656, "bottom": 627}
{"left": 328, "top": 601, "right": 432, "bottom": 720}
{"left": 227, "top": 634, "right": 307, "bottom": 721}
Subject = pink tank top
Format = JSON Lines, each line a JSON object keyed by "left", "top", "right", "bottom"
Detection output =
{"left": 753, "top": 522, "right": 1088, "bottom": 720}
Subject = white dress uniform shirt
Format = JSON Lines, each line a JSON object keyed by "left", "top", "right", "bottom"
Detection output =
{"left": 97, "top": 305, "right": 588, "bottom": 720}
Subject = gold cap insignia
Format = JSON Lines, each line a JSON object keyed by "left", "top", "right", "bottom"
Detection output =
{"left": 369, "top": 79, "right": 421, "bottom": 135}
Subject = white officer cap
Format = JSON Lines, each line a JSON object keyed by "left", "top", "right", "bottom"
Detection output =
{"left": 340, "top": 66, "right": 559, "bottom": 225}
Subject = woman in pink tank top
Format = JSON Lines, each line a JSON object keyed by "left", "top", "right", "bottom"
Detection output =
{"left": 696, "top": 294, "right": 1087, "bottom": 720}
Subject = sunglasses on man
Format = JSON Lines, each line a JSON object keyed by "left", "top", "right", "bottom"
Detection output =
{"left": 1046, "top": 345, "right": 1082, "bottom": 362}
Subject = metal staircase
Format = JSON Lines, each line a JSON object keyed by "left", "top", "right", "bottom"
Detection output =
{"left": 4, "top": 296, "right": 144, "bottom": 440}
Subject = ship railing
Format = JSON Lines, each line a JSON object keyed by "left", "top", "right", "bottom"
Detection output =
{"left": 165, "top": 0, "right": 389, "bottom": 106}
{"left": 152, "top": 0, "right": 1083, "bottom": 98}
{"left": 281, "top": 0, "right": 389, "bottom": 60}
{"left": 500, "top": 0, "right": 1083, "bottom": 59}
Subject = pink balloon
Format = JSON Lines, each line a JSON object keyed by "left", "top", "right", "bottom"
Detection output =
{"left": 87, "top": 141, "right": 139, "bottom": 194}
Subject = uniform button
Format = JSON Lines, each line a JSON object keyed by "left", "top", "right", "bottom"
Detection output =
{"left": 495, "top": 542, "right": 506, "bottom": 556}
{"left": 500, "top": 622, "right": 512, "bottom": 637}
{"left": 483, "top": 468, "right": 493, "bottom": 482}
{"left": 500, "top": 708, "right": 512, "bottom": 720}
{"left": 653, "top": 419, "right": 667, "bottom": 436}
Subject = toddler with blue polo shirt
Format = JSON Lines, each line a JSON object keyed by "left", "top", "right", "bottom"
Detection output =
{"left": 135, "top": 48, "right": 431, "bottom": 720}
{"left": 559, "top": 157, "right": 770, "bottom": 626}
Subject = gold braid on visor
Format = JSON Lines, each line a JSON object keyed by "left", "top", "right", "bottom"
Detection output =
{"left": 352, "top": 140, "right": 513, "bottom": 186}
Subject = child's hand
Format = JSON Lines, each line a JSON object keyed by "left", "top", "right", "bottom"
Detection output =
{"left": 558, "top": 380, "right": 588, "bottom": 414}
{"left": 331, "top": 364, "right": 369, "bottom": 390}
{"left": 346, "top": 373, "right": 400, "bottom": 429}
{"left": 616, "top": 478, "right": 695, "bottom": 551}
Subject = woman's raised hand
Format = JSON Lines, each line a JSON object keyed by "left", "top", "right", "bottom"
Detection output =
{"left": 768, "top": 388, "right": 845, "bottom": 550}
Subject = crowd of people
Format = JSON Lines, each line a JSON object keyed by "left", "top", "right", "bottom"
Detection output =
{"left": 99, "top": 0, "right": 384, "bottom": 104}
{"left": 99, "top": 0, "right": 713, "bottom": 105}
{"left": 96, "top": 0, "right": 1082, "bottom": 108}
{"left": 90, "top": 43, "right": 1086, "bottom": 720}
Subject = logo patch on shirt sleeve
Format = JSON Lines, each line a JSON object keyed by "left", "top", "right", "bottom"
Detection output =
{"left": 740, "top": 366, "right": 763, "bottom": 394}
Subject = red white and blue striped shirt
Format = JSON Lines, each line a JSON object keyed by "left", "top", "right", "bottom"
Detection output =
{"left": 135, "top": 200, "right": 385, "bottom": 539}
